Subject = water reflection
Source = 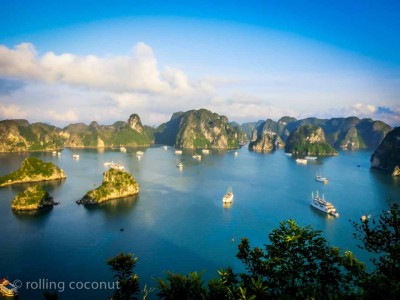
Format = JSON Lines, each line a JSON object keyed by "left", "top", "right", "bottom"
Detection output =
{"left": 12, "top": 206, "right": 54, "bottom": 220}
{"left": 83, "top": 195, "right": 139, "bottom": 216}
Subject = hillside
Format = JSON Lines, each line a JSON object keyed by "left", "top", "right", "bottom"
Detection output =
{"left": 371, "top": 127, "right": 400, "bottom": 176}
{"left": 284, "top": 125, "right": 338, "bottom": 156}
{"left": 155, "top": 109, "right": 241, "bottom": 149}
{"left": 11, "top": 185, "right": 56, "bottom": 211}
{"left": 0, "top": 157, "right": 66, "bottom": 186}
{"left": 63, "top": 114, "right": 154, "bottom": 148}
{"left": 0, "top": 119, "right": 65, "bottom": 152}
{"left": 247, "top": 116, "right": 391, "bottom": 151}
{"left": 77, "top": 168, "right": 139, "bottom": 204}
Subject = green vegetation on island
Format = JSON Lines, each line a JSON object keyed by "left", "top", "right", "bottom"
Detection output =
{"left": 371, "top": 127, "right": 400, "bottom": 176}
{"left": 63, "top": 114, "right": 154, "bottom": 148}
{"left": 11, "top": 185, "right": 55, "bottom": 211}
{"left": 155, "top": 109, "right": 241, "bottom": 149}
{"left": 284, "top": 125, "right": 338, "bottom": 156}
{"left": 77, "top": 168, "right": 139, "bottom": 204}
{"left": 248, "top": 116, "right": 391, "bottom": 153}
{"left": 0, "top": 157, "right": 66, "bottom": 187}
{"left": 102, "top": 204, "right": 400, "bottom": 299}
{"left": 0, "top": 119, "right": 65, "bottom": 152}
{"left": 0, "top": 114, "right": 154, "bottom": 152}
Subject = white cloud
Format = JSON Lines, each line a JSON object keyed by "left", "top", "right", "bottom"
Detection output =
{"left": 47, "top": 109, "right": 79, "bottom": 122}
{"left": 0, "top": 42, "right": 208, "bottom": 97}
{"left": 0, "top": 103, "right": 27, "bottom": 119}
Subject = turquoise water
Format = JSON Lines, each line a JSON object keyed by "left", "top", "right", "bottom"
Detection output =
{"left": 0, "top": 147, "right": 399, "bottom": 299}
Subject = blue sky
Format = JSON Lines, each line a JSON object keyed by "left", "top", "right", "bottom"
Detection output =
{"left": 0, "top": 0, "right": 399, "bottom": 126}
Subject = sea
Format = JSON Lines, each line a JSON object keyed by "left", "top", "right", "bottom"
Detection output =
{"left": 0, "top": 146, "right": 399, "bottom": 299}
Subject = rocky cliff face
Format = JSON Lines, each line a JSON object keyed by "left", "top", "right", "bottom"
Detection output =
{"left": 155, "top": 109, "right": 240, "bottom": 149}
{"left": 11, "top": 185, "right": 55, "bottom": 211}
{"left": 63, "top": 114, "right": 153, "bottom": 148}
{"left": 245, "top": 116, "right": 391, "bottom": 151}
{"left": 0, "top": 157, "right": 66, "bottom": 187}
{"left": 77, "top": 168, "right": 139, "bottom": 204}
{"left": 248, "top": 118, "right": 288, "bottom": 152}
{"left": 128, "top": 114, "right": 144, "bottom": 133}
{"left": 0, "top": 120, "right": 65, "bottom": 152}
{"left": 249, "top": 131, "right": 284, "bottom": 152}
{"left": 285, "top": 125, "right": 338, "bottom": 156}
{"left": 370, "top": 127, "right": 400, "bottom": 176}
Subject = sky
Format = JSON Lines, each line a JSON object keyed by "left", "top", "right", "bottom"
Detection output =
{"left": 0, "top": 0, "right": 399, "bottom": 127}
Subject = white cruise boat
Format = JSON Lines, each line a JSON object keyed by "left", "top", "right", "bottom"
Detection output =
{"left": 192, "top": 154, "right": 202, "bottom": 160}
{"left": 72, "top": 154, "right": 80, "bottom": 159}
{"left": 296, "top": 158, "right": 308, "bottom": 164}
{"left": 136, "top": 151, "right": 144, "bottom": 155}
{"left": 305, "top": 156, "right": 317, "bottom": 160}
{"left": 0, "top": 278, "right": 18, "bottom": 297}
{"left": 315, "top": 174, "right": 328, "bottom": 183}
{"left": 223, "top": 187, "right": 234, "bottom": 204}
{"left": 310, "top": 191, "right": 339, "bottom": 218}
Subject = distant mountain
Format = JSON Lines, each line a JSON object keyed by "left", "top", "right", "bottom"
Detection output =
{"left": 63, "top": 114, "right": 154, "bottom": 148}
{"left": 248, "top": 116, "right": 391, "bottom": 153}
{"left": 285, "top": 125, "right": 338, "bottom": 156}
{"left": 241, "top": 120, "right": 265, "bottom": 138}
{"left": 0, "top": 119, "right": 64, "bottom": 152}
{"left": 155, "top": 109, "right": 242, "bottom": 149}
{"left": 371, "top": 127, "right": 400, "bottom": 176}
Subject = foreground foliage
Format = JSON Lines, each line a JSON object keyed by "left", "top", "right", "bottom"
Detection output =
{"left": 105, "top": 205, "right": 400, "bottom": 299}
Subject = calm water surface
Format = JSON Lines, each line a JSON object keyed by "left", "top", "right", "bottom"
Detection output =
{"left": 0, "top": 147, "right": 399, "bottom": 299}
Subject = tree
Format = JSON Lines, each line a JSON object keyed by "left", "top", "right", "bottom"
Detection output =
{"left": 107, "top": 253, "right": 140, "bottom": 300}
{"left": 237, "top": 219, "right": 365, "bottom": 299}
{"left": 353, "top": 203, "right": 400, "bottom": 299}
{"left": 157, "top": 271, "right": 206, "bottom": 300}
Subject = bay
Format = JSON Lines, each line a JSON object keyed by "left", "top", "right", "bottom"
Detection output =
{"left": 0, "top": 146, "right": 399, "bottom": 299}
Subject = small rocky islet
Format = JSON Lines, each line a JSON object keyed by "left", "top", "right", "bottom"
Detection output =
{"left": 0, "top": 157, "right": 66, "bottom": 187}
{"left": 11, "top": 185, "right": 56, "bottom": 211}
{"left": 77, "top": 168, "right": 139, "bottom": 205}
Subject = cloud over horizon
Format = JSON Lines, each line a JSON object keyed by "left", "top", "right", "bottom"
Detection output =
{"left": 0, "top": 42, "right": 398, "bottom": 127}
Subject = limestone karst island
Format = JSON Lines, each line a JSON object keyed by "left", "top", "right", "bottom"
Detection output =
{"left": 0, "top": 157, "right": 66, "bottom": 187}
{"left": 77, "top": 168, "right": 139, "bottom": 205}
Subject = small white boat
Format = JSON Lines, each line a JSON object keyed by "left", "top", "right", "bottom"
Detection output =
{"left": 223, "top": 187, "right": 234, "bottom": 204}
{"left": 284, "top": 153, "right": 293, "bottom": 157}
{"left": 136, "top": 151, "right": 144, "bottom": 155}
{"left": 163, "top": 146, "right": 168, "bottom": 150}
{"left": 0, "top": 278, "right": 18, "bottom": 297}
{"left": 52, "top": 151, "right": 57, "bottom": 155}
{"left": 305, "top": 156, "right": 317, "bottom": 160}
{"left": 109, "top": 162, "right": 125, "bottom": 171}
{"left": 120, "top": 147, "right": 127, "bottom": 152}
{"left": 175, "top": 150, "right": 183, "bottom": 155}
{"left": 176, "top": 162, "right": 183, "bottom": 169}
{"left": 104, "top": 161, "right": 113, "bottom": 166}
{"left": 296, "top": 158, "right": 308, "bottom": 164}
{"left": 202, "top": 149, "right": 210, "bottom": 154}
{"left": 315, "top": 175, "right": 328, "bottom": 183}
{"left": 310, "top": 191, "right": 339, "bottom": 218}
{"left": 57, "top": 151, "right": 62, "bottom": 157}
{"left": 192, "top": 154, "right": 202, "bottom": 160}
{"left": 72, "top": 154, "right": 80, "bottom": 159}
{"left": 234, "top": 151, "right": 238, "bottom": 156}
